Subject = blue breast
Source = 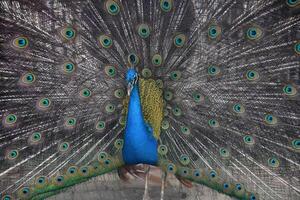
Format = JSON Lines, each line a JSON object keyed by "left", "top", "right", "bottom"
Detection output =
{"left": 122, "top": 84, "right": 158, "bottom": 165}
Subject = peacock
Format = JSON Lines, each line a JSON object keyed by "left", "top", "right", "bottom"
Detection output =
{"left": 0, "top": 0, "right": 299, "bottom": 199}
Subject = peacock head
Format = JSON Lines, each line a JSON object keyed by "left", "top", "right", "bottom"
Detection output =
{"left": 126, "top": 68, "right": 138, "bottom": 95}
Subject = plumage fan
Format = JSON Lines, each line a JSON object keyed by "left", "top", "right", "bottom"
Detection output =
{"left": 0, "top": 0, "right": 299, "bottom": 200}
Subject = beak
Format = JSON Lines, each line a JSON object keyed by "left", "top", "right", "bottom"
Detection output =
{"left": 127, "top": 82, "right": 133, "bottom": 96}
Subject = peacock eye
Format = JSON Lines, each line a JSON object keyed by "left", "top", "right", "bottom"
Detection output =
{"left": 13, "top": 36, "right": 29, "bottom": 49}
{"left": 80, "top": 88, "right": 92, "bottom": 98}
{"left": 127, "top": 53, "right": 139, "bottom": 66}
{"left": 160, "top": 0, "right": 173, "bottom": 12}
{"left": 209, "top": 170, "right": 217, "bottom": 178}
{"left": 161, "top": 120, "right": 170, "bottom": 130}
{"left": 142, "top": 68, "right": 152, "bottom": 78}
{"left": 292, "top": 139, "right": 300, "bottom": 150}
{"left": 164, "top": 91, "right": 173, "bottom": 101}
{"left": 156, "top": 79, "right": 164, "bottom": 89}
{"left": 208, "top": 66, "right": 220, "bottom": 76}
{"left": 208, "top": 119, "right": 219, "bottom": 128}
{"left": 99, "top": 35, "right": 113, "bottom": 48}
{"left": 233, "top": 103, "right": 245, "bottom": 114}
{"left": 170, "top": 70, "right": 182, "bottom": 81}
{"left": 246, "top": 70, "right": 259, "bottom": 81}
{"left": 268, "top": 157, "right": 280, "bottom": 168}
{"left": 105, "top": 103, "right": 116, "bottom": 113}
{"left": 283, "top": 84, "right": 297, "bottom": 96}
{"left": 235, "top": 184, "right": 242, "bottom": 191}
{"left": 166, "top": 163, "right": 176, "bottom": 173}
{"left": 138, "top": 24, "right": 150, "bottom": 39}
{"left": 38, "top": 98, "right": 51, "bottom": 110}
{"left": 30, "top": 132, "right": 42, "bottom": 143}
{"left": 208, "top": 25, "right": 221, "bottom": 39}
{"left": 36, "top": 176, "right": 46, "bottom": 185}
{"left": 56, "top": 176, "right": 64, "bottom": 183}
{"left": 59, "top": 142, "right": 70, "bottom": 152}
{"left": 80, "top": 166, "right": 89, "bottom": 175}
{"left": 119, "top": 116, "right": 126, "bottom": 125}
{"left": 114, "top": 139, "right": 124, "bottom": 149}
{"left": 286, "top": 0, "right": 300, "bottom": 7}
{"left": 158, "top": 144, "right": 168, "bottom": 155}
{"left": 193, "top": 92, "right": 204, "bottom": 103}
{"left": 68, "top": 119, "right": 75, "bottom": 125}
{"left": 98, "top": 152, "right": 108, "bottom": 162}
{"left": 105, "top": 65, "right": 116, "bottom": 78}
{"left": 106, "top": 0, "right": 120, "bottom": 15}
{"left": 180, "top": 167, "right": 190, "bottom": 177}
{"left": 264, "top": 114, "right": 277, "bottom": 125}
{"left": 7, "top": 149, "right": 19, "bottom": 160}
{"left": 114, "top": 89, "right": 125, "bottom": 98}
{"left": 173, "top": 34, "right": 186, "bottom": 47}
{"left": 63, "top": 62, "right": 75, "bottom": 74}
{"left": 104, "top": 159, "right": 111, "bottom": 166}
{"left": 179, "top": 154, "right": 190, "bottom": 165}
{"left": 21, "top": 72, "right": 36, "bottom": 85}
{"left": 193, "top": 169, "right": 201, "bottom": 178}
{"left": 20, "top": 187, "right": 30, "bottom": 196}
{"left": 219, "top": 148, "right": 230, "bottom": 158}
{"left": 223, "top": 183, "right": 229, "bottom": 189}
{"left": 180, "top": 126, "right": 190, "bottom": 135}
{"left": 152, "top": 54, "right": 163, "bottom": 66}
{"left": 68, "top": 166, "right": 77, "bottom": 175}
{"left": 61, "top": 27, "right": 76, "bottom": 40}
{"left": 65, "top": 118, "right": 76, "bottom": 127}
{"left": 250, "top": 194, "right": 257, "bottom": 200}
{"left": 243, "top": 135, "right": 255, "bottom": 145}
{"left": 2, "top": 195, "right": 12, "bottom": 200}
{"left": 294, "top": 41, "right": 300, "bottom": 54}
{"left": 5, "top": 114, "right": 17, "bottom": 125}
{"left": 246, "top": 27, "right": 262, "bottom": 41}
{"left": 172, "top": 106, "right": 182, "bottom": 117}
{"left": 38, "top": 178, "right": 44, "bottom": 183}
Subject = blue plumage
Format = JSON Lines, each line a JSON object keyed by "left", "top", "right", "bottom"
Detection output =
{"left": 122, "top": 70, "right": 158, "bottom": 165}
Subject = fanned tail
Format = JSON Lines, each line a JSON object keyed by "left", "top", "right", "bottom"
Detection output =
{"left": 0, "top": 0, "right": 299, "bottom": 200}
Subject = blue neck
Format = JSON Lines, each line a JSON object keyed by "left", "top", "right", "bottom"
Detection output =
{"left": 126, "top": 84, "right": 145, "bottom": 130}
{"left": 122, "top": 82, "right": 158, "bottom": 165}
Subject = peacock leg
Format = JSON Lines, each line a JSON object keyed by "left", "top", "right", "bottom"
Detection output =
{"left": 142, "top": 165, "right": 151, "bottom": 200}
{"left": 160, "top": 171, "right": 167, "bottom": 200}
